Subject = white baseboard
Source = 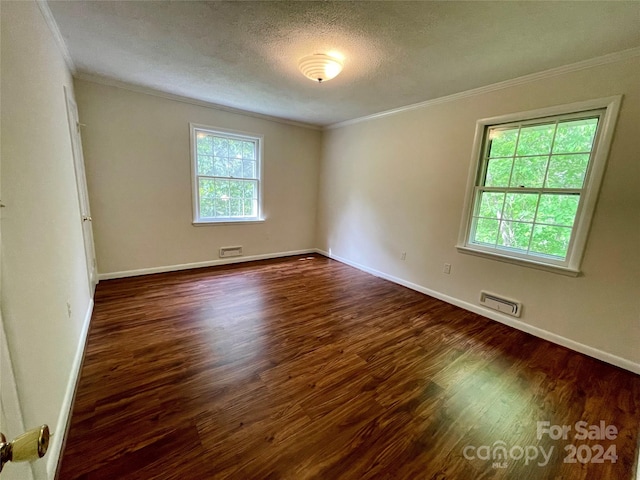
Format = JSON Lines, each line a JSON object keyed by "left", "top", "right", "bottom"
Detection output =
{"left": 315, "top": 249, "right": 640, "bottom": 375}
{"left": 98, "top": 249, "right": 317, "bottom": 280}
{"left": 47, "top": 298, "right": 94, "bottom": 479}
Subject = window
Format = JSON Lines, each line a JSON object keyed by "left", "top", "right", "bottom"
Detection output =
{"left": 458, "top": 97, "right": 621, "bottom": 275}
{"left": 190, "top": 124, "right": 263, "bottom": 224}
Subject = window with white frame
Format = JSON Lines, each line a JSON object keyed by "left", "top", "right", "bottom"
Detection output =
{"left": 458, "top": 97, "right": 621, "bottom": 275}
{"left": 190, "top": 124, "right": 263, "bottom": 223}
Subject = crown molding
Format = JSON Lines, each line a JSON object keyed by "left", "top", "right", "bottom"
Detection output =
{"left": 36, "top": 0, "right": 76, "bottom": 74}
{"left": 29, "top": 2, "right": 640, "bottom": 132}
{"left": 73, "top": 73, "right": 323, "bottom": 131}
{"left": 326, "top": 47, "right": 640, "bottom": 130}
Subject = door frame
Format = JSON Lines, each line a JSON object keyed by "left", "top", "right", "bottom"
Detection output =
{"left": 64, "top": 87, "right": 97, "bottom": 294}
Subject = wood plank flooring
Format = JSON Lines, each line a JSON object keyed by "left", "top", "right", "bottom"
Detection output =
{"left": 58, "top": 254, "right": 640, "bottom": 479}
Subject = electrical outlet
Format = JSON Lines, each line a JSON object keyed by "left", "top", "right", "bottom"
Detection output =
{"left": 401, "top": 252, "right": 406, "bottom": 261}
{"left": 443, "top": 263, "right": 451, "bottom": 274}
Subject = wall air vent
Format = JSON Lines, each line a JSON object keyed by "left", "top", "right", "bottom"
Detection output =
{"left": 219, "top": 246, "right": 243, "bottom": 258}
{"left": 480, "top": 291, "right": 521, "bottom": 318}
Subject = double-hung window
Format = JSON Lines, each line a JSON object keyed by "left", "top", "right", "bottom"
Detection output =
{"left": 190, "top": 124, "right": 263, "bottom": 224}
{"left": 458, "top": 97, "right": 621, "bottom": 275}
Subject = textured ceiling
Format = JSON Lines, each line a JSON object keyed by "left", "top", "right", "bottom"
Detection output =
{"left": 47, "top": 1, "right": 640, "bottom": 127}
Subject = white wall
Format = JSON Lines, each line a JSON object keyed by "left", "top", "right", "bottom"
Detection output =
{"left": 1, "top": 1, "right": 92, "bottom": 477}
{"left": 74, "top": 80, "right": 322, "bottom": 276}
{"left": 317, "top": 56, "right": 640, "bottom": 369}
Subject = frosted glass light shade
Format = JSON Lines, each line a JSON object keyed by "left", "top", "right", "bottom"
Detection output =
{"left": 298, "top": 54, "right": 343, "bottom": 83}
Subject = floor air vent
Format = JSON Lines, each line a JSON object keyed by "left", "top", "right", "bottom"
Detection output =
{"left": 219, "top": 246, "right": 243, "bottom": 258}
{"left": 480, "top": 292, "right": 521, "bottom": 317}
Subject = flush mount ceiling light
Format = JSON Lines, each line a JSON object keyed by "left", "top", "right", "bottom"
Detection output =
{"left": 298, "top": 53, "right": 343, "bottom": 83}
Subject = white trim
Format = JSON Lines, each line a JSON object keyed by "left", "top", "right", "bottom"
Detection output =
{"left": 456, "top": 95, "right": 622, "bottom": 275}
{"left": 315, "top": 249, "right": 640, "bottom": 375}
{"left": 64, "top": 87, "right": 98, "bottom": 293}
{"left": 460, "top": 96, "right": 622, "bottom": 134}
{"left": 35, "top": 0, "right": 76, "bottom": 73}
{"left": 326, "top": 47, "right": 640, "bottom": 130}
{"left": 97, "top": 249, "right": 316, "bottom": 280}
{"left": 455, "top": 246, "right": 580, "bottom": 277}
{"left": 192, "top": 219, "right": 266, "bottom": 226}
{"left": 74, "top": 73, "right": 322, "bottom": 131}
{"left": 47, "top": 298, "right": 94, "bottom": 478}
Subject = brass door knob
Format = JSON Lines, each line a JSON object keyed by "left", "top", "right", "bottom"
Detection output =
{"left": 0, "top": 425, "right": 49, "bottom": 472}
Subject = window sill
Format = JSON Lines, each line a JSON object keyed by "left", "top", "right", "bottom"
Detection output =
{"left": 193, "top": 218, "right": 265, "bottom": 226}
{"left": 456, "top": 245, "right": 581, "bottom": 277}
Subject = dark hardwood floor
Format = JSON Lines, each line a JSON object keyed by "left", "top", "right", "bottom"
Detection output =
{"left": 58, "top": 254, "right": 640, "bottom": 479}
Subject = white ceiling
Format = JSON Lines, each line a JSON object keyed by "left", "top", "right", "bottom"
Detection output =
{"left": 47, "top": 1, "right": 640, "bottom": 127}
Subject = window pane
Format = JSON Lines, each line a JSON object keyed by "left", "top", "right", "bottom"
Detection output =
{"left": 477, "top": 191, "right": 504, "bottom": 218}
{"left": 228, "top": 139, "right": 243, "bottom": 159}
{"left": 229, "top": 180, "right": 244, "bottom": 199}
{"left": 497, "top": 221, "right": 533, "bottom": 251}
{"left": 199, "top": 178, "right": 215, "bottom": 217}
{"left": 243, "top": 141, "right": 255, "bottom": 160}
{"left": 472, "top": 218, "right": 499, "bottom": 245}
{"left": 197, "top": 133, "right": 213, "bottom": 155}
{"left": 536, "top": 194, "right": 579, "bottom": 227}
{"left": 503, "top": 193, "right": 538, "bottom": 222}
{"left": 552, "top": 118, "right": 598, "bottom": 154}
{"left": 516, "top": 123, "right": 555, "bottom": 156}
{"left": 485, "top": 158, "right": 512, "bottom": 187}
{"left": 214, "top": 199, "right": 229, "bottom": 217}
{"left": 229, "top": 199, "right": 243, "bottom": 217}
{"left": 194, "top": 129, "right": 260, "bottom": 222}
{"left": 213, "top": 137, "right": 228, "bottom": 157}
{"left": 545, "top": 154, "right": 589, "bottom": 189}
{"left": 243, "top": 160, "right": 256, "bottom": 179}
{"left": 213, "top": 179, "right": 229, "bottom": 199}
{"left": 244, "top": 199, "right": 257, "bottom": 217}
{"left": 213, "top": 157, "right": 228, "bottom": 177}
{"left": 465, "top": 106, "right": 610, "bottom": 269}
{"left": 510, "top": 156, "right": 547, "bottom": 188}
{"left": 530, "top": 225, "right": 572, "bottom": 258}
{"left": 488, "top": 128, "right": 518, "bottom": 158}
{"left": 243, "top": 181, "right": 257, "bottom": 199}
{"left": 197, "top": 154, "right": 214, "bottom": 176}
{"left": 229, "top": 158, "right": 243, "bottom": 178}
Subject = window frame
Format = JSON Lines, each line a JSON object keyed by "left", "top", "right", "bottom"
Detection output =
{"left": 190, "top": 123, "right": 264, "bottom": 225}
{"left": 457, "top": 96, "right": 622, "bottom": 276}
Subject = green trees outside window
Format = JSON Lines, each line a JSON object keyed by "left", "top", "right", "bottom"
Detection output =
{"left": 470, "top": 116, "right": 599, "bottom": 259}
{"left": 192, "top": 127, "right": 261, "bottom": 221}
